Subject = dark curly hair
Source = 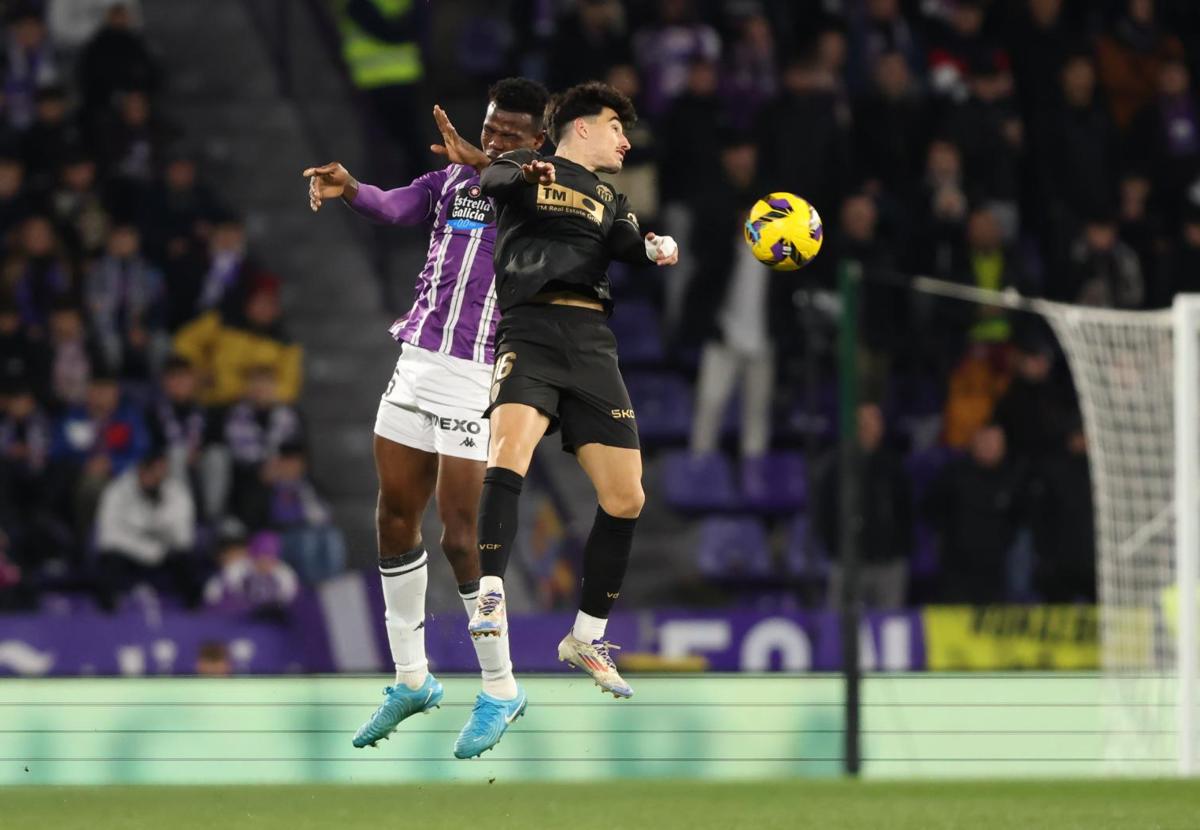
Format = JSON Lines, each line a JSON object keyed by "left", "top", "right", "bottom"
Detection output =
{"left": 547, "top": 81, "right": 637, "bottom": 144}
{"left": 488, "top": 77, "right": 551, "bottom": 127}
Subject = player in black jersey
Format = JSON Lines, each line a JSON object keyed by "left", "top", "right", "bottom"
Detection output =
{"left": 467, "top": 82, "right": 678, "bottom": 702}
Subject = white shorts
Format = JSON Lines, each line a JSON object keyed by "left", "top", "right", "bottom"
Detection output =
{"left": 373, "top": 345, "right": 491, "bottom": 461}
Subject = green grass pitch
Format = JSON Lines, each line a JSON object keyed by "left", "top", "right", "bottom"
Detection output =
{"left": 6, "top": 780, "right": 1200, "bottom": 830}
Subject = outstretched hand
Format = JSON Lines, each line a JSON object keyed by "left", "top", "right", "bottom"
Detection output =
{"left": 431, "top": 105, "right": 491, "bottom": 171}
{"left": 645, "top": 232, "right": 679, "bottom": 266}
{"left": 302, "top": 162, "right": 353, "bottom": 211}
{"left": 522, "top": 160, "right": 556, "bottom": 186}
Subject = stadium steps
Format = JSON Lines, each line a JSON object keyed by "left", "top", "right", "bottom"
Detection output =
{"left": 143, "top": 0, "right": 392, "bottom": 562}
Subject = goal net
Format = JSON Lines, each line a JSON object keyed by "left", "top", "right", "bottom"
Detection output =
{"left": 1044, "top": 297, "right": 1200, "bottom": 775}
{"left": 910, "top": 279, "right": 1200, "bottom": 775}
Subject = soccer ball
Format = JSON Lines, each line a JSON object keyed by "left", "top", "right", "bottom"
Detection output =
{"left": 743, "top": 192, "right": 823, "bottom": 271}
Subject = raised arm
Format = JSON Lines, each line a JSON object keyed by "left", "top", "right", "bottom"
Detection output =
{"left": 303, "top": 161, "right": 441, "bottom": 225}
{"left": 480, "top": 149, "right": 553, "bottom": 204}
{"left": 609, "top": 198, "right": 678, "bottom": 266}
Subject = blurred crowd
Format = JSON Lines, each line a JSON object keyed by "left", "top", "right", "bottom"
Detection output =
{"left": 361, "top": 0, "right": 1200, "bottom": 608}
{"left": 0, "top": 1, "right": 345, "bottom": 615}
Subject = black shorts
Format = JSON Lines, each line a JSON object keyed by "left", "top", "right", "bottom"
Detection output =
{"left": 485, "top": 303, "right": 640, "bottom": 453}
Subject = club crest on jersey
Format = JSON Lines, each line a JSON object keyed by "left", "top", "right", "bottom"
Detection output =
{"left": 447, "top": 183, "right": 494, "bottom": 230}
{"left": 595, "top": 183, "right": 614, "bottom": 203}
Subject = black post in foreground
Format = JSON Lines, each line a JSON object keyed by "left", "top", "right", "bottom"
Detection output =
{"left": 837, "top": 259, "right": 862, "bottom": 776}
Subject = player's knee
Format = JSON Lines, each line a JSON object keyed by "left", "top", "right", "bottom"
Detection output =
{"left": 376, "top": 498, "right": 421, "bottom": 552}
{"left": 600, "top": 483, "right": 645, "bottom": 519}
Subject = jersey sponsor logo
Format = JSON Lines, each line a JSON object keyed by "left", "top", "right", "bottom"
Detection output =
{"left": 611, "top": 408, "right": 636, "bottom": 420}
{"left": 446, "top": 184, "right": 495, "bottom": 230}
{"left": 536, "top": 183, "right": 605, "bottom": 224}
{"left": 423, "top": 413, "right": 483, "bottom": 434}
{"left": 594, "top": 183, "right": 614, "bottom": 203}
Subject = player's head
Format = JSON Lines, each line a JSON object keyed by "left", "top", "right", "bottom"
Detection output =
{"left": 548, "top": 81, "right": 637, "bottom": 174}
{"left": 482, "top": 77, "right": 550, "bottom": 161}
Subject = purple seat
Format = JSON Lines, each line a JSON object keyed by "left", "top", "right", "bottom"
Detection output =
{"left": 740, "top": 452, "right": 808, "bottom": 513}
{"left": 661, "top": 451, "right": 739, "bottom": 512}
{"left": 611, "top": 300, "right": 664, "bottom": 364}
{"left": 696, "top": 516, "right": 772, "bottom": 579}
{"left": 625, "top": 373, "right": 692, "bottom": 444}
{"left": 904, "top": 445, "right": 961, "bottom": 502}
{"left": 783, "top": 514, "right": 830, "bottom": 578}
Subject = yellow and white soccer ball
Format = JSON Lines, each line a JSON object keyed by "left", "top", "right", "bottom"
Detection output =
{"left": 743, "top": 192, "right": 823, "bottom": 271}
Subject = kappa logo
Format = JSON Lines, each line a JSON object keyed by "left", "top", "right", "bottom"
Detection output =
{"left": 595, "top": 183, "right": 614, "bottom": 203}
{"left": 460, "top": 437, "right": 477, "bottom": 448}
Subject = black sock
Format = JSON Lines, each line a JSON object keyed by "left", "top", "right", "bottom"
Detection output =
{"left": 477, "top": 466, "right": 524, "bottom": 578}
{"left": 579, "top": 506, "right": 637, "bottom": 618}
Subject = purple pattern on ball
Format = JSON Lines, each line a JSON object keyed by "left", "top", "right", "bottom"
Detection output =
{"left": 811, "top": 223, "right": 823, "bottom": 242}
{"left": 767, "top": 198, "right": 793, "bottom": 213}
{"left": 770, "top": 239, "right": 787, "bottom": 262}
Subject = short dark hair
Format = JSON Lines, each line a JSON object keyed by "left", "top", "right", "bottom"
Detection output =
{"left": 547, "top": 81, "right": 637, "bottom": 144}
{"left": 488, "top": 77, "right": 551, "bottom": 126}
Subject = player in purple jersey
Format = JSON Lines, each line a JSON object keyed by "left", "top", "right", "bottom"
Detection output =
{"left": 303, "top": 78, "right": 549, "bottom": 758}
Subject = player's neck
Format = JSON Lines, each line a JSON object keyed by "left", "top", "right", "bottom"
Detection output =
{"left": 555, "top": 144, "right": 596, "bottom": 173}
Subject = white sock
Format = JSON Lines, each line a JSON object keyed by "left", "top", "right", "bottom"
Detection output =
{"left": 380, "top": 552, "right": 429, "bottom": 689}
{"left": 479, "top": 574, "right": 504, "bottom": 596}
{"left": 573, "top": 610, "right": 607, "bottom": 643}
{"left": 461, "top": 585, "right": 518, "bottom": 700}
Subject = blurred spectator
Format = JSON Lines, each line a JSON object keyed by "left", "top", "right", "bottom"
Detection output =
{"left": 2, "top": 7, "right": 62, "bottom": 131}
{"left": 173, "top": 274, "right": 303, "bottom": 406}
{"left": 991, "top": 330, "right": 1074, "bottom": 461}
{"left": 686, "top": 141, "right": 792, "bottom": 458}
{"left": 547, "top": 0, "right": 630, "bottom": 91}
{"left": 633, "top": 0, "right": 721, "bottom": 118}
{"left": 221, "top": 363, "right": 305, "bottom": 525}
{"left": 84, "top": 223, "right": 167, "bottom": 379}
{"left": 1126, "top": 57, "right": 1200, "bottom": 230}
{"left": 816, "top": 403, "right": 912, "bottom": 610}
{"left": 604, "top": 64, "right": 659, "bottom": 227}
{"left": 46, "top": 151, "right": 111, "bottom": 261}
{"left": 203, "top": 529, "right": 299, "bottom": 616}
{"left": 927, "top": 0, "right": 1009, "bottom": 106}
{"left": 660, "top": 57, "right": 723, "bottom": 218}
{"left": 1118, "top": 171, "right": 1168, "bottom": 304}
{"left": 142, "top": 149, "right": 221, "bottom": 264}
{"left": 98, "top": 89, "right": 170, "bottom": 197}
{"left": 0, "top": 382, "right": 56, "bottom": 566}
{"left": 838, "top": 193, "right": 900, "bottom": 401}
{"left": 1035, "top": 53, "right": 1119, "bottom": 258}
{"left": 50, "top": 372, "right": 149, "bottom": 532}
{"left": 194, "top": 639, "right": 232, "bottom": 676}
{"left": 94, "top": 447, "right": 199, "bottom": 610}
{"left": 1165, "top": 197, "right": 1200, "bottom": 297}
{"left": 1095, "top": 0, "right": 1186, "bottom": 132}
{"left": 941, "top": 342, "right": 1011, "bottom": 449}
{"left": 43, "top": 302, "right": 98, "bottom": 409}
{"left": 1066, "top": 214, "right": 1145, "bottom": 308}
{"left": 0, "top": 152, "right": 32, "bottom": 241}
{"left": 754, "top": 51, "right": 850, "bottom": 231}
{"left": 907, "top": 138, "right": 968, "bottom": 276}
{"left": 947, "top": 207, "right": 1026, "bottom": 345}
{"left": 48, "top": 0, "right": 144, "bottom": 54}
{"left": 925, "top": 423, "right": 1024, "bottom": 603}
{"left": 195, "top": 214, "right": 258, "bottom": 318}
{"left": 76, "top": 2, "right": 158, "bottom": 128}
{"left": 1031, "top": 422, "right": 1095, "bottom": 602}
{"left": 335, "top": 0, "right": 427, "bottom": 178}
{"left": 5, "top": 214, "right": 75, "bottom": 336}
{"left": 846, "top": 0, "right": 924, "bottom": 95}
{"left": 942, "top": 55, "right": 1022, "bottom": 225}
{"left": 721, "top": 10, "right": 776, "bottom": 130}
{"left": 853, "top": 49, "right": 930, "bottom": 205}
{"left": 0, "top": 298, "right": 41, "bottom": 392}
{"left": 1008, "top": 0, "right": 1085, "bottom": 127}
{"left": 249, "top": 444, "right": 344, "bottom": 584}
{"left": 20, "top": 84, "right": 81, "bottom": 191}
{"left": 148, "top": 354, "right": 210, "bottom": 498}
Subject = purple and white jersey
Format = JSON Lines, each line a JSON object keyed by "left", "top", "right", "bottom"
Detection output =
{"left": 348, "top": 164, "right": 499, "bottom": 364}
